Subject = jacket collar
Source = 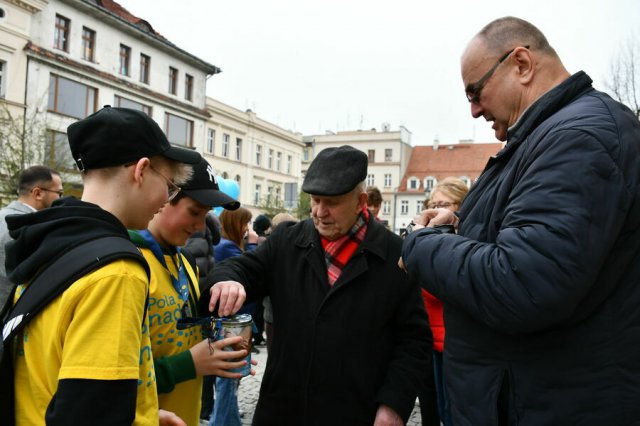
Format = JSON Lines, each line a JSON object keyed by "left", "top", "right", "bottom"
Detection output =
{"left": 295, "top": 215, "right": 388, "bottom": 261}
{"left": 506, "top": 71, "right": 593, "bottom": 147}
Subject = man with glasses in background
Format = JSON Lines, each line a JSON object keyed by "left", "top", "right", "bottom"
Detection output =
{"left": 401, "top": 17, "right": 640, "bottom": 425}
{"left": 0, "top": 166, "right": 62, "bottom": 306}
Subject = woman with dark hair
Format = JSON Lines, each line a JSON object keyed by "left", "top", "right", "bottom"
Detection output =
{"left": 215, "top": 207, "right": 257, "bottom": 261}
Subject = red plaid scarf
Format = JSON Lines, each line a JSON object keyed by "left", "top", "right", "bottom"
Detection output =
{"left": 321, "top": 208, "right": 369, "bottom": 286}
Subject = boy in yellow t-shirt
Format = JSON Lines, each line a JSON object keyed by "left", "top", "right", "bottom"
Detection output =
{"left": 2, "top": 106, "right": 201, "bottom": 425}
{"left": 129, "top": 157, "right": 252, "bottom": 426}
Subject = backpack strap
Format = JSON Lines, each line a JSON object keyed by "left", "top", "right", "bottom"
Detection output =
{"left": 0, "top": 235, "right": 150, "bottom": 424}
{"left": 2, "top": 236, "right": 149, "bottom": 343}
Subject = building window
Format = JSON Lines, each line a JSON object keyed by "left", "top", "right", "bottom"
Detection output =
{"left": 424, "top": 177, "right": 437, "bottom": 192}
{"left": 140, "top": 54, "right": 150, "bottom": 84}
{"left": 385, "top": 148, "right": 393, "bottom": 162}
{"left": 184, "top": 74, "right": 193, "bottom": 101}
{"left": 235, "top": 174, "right": 241, "bottom": 183}
{"left": 114, "top": 95, "right": 151, "bottom": 115}
{"left": 54, "top": 14, "right": 70, "bottom": 52}
{"left": 382, "top": 200, "right": 390, "bottom": 215}
{"left": 168, "top": 67, "right": 178, "bottom": 95}
{"left": 206, "top": 129, "right": 215, "bottom": 154}
{"left": 256, "top": 145, "right": 262, "bottom": 166}
{"left": 267, "top": 186, "right": 273, "bottom": 203}
{"left": 235, "top": 138, "right": 242, "bottom": 161}
{"left": 416, "top": 200, "right": 423, "bottom": 214}
{"left": 384, "top": 174, "right": 392, "bottom": 188}
{"left": 408, "top": 178, "right": 419, "bottom": 190}
{"left": 368, "top": 149, "right": 375, "bottom": 162}
{"left": 48, "top": 74, "right": 97, "bottom": 119}
{"left": 276, "top": 152, "right": 282, "bottom": 171}
{"left": 222, "top": 172, "right": 228, "bottom": 179}
{"left": 222, "top": 134, "right": 230, "bottom": 157}
{"left": 45, "top": 130, "right": 75, "bottom": 171}
{"left": 266, "top": 149, "right": 273, "bottom": 169}
{"left": 118, "top": 44, "right": 131, "bottom": 76}
{"left": 303, "top": 148, "right": 310, "bottom": 162}
{"left": 0, "top": 61, "right": 5, "bottom": 98}
{"left": 165, "top": 112, "right": 193, "bottom": 147}
{"left": 367, "top": 174, "right": 375, "bottom": 186}
{"left": 254, "top": 184, "right": 261, "bottom": 205}
{"left": 401, "top": 200, "right": 409, "bottom": 215}
{"left": 287, "top": 155, "right": 292, "bottom": 174}
{"left": 81, "top": 27, "right": 95, "bottom": 62}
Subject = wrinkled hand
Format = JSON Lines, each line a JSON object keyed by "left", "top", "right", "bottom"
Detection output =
{"left": 190, "top": 335, "right": 256, "bottom": 377}
{"left": 159, "top": 409, "right": 186, "bottom": 426}
{"left": 373, "top": 404, "right": 403, "bottom": 426}
{"left": 208, "top": 281, "right": 246, "bottom": 316}
{"left": 415, "top": 208, "right": 457, "bottom": 228}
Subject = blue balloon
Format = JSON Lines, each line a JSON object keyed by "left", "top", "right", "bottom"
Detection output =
{"left": 212, "top": 177, "right": 240, "bottom": 216}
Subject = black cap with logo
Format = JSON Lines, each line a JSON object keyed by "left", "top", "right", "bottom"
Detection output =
{"left": 67, "top": 106, "right": 201, "bottom": 171}
{"left": 181, "top": 158, "right": 240, "bottom": 210}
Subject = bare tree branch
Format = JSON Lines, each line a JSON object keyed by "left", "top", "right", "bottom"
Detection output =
{"left": 606, "top": 32, "right": 640, "bottom": 119}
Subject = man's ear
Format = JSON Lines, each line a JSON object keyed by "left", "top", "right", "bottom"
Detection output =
{"left": 131, "top": 157, "right": 152, "bottom": 185}
{"left": 31, "top": 186, "right": 44, "bottom": 202}
{"left": 515, "top": 47, "right": 534, "bottom": 84}
{"left": 357, "top": 192, "right": 368, "bottom": 209}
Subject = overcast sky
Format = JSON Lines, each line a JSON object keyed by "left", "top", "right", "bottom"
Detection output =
{"left": 122, "top": 0, "right": 639, "bottom": 146}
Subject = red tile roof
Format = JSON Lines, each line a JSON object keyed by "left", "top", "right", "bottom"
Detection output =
{"left": 398, "top": 143, "right": 503, "bottom": 192}
{"left": 97, "top": 0, "right": 164, "bottom": 38}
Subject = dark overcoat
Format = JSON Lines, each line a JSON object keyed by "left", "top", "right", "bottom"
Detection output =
{"left": 203, "top": 216, "right": 433, "bottom": 425}
{"left": 403, "top": 72, "right": 640, "bottom": 425}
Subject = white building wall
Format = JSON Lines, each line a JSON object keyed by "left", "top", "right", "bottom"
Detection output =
{"left": 206, "top": 98, "right": 304, "bottom": 216}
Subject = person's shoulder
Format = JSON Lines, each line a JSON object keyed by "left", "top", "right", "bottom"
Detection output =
{"left": 76, "top": 258, "right": 148, "bottom": 288}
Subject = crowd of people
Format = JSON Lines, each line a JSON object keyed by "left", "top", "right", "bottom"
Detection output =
{"left": 1, "top": 15, "right": 640, "bottom": 426}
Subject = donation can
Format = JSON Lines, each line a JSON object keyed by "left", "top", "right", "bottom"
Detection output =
{"left": 217, "top": 314, "right": 253, "bottom": 376}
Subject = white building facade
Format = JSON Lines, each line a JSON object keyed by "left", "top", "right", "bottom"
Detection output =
{"left": 22, "top": 0, "right": 218, "bottom": 192}
{"left": 205, "top": 98, "right": 304, "bottom": 216}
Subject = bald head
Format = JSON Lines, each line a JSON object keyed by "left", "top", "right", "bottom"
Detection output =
{"left": 460, "top": 17, "right": 571, "bottom": 141}
{"left": 476, "top": 17, "right": 559, "bottom": 59}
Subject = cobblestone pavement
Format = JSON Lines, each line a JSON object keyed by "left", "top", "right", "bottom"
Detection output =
{"left": 236, "top": 345, "right": 424, "bottom": 425}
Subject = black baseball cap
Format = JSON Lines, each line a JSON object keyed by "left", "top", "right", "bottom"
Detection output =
{"left": 67, "top": 106, "right": 201, "bottom": 171}
{"left": 302, "top": 145, "right": 368, "bottom": 196}
{"left": 181, "top": 158, "right": 240, "bottom": 210}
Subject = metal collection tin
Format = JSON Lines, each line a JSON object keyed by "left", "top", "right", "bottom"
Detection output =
{"left": 217, "top": 313, "right": 253, "bottom": 376}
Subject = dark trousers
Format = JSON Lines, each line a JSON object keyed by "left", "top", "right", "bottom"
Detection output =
{"left": 200, "top": 375, "right": 215, "bottom": 420}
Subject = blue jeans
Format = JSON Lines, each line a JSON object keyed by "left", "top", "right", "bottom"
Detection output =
{"left": 210, "top": 377, "right": 240, "bottom": 426}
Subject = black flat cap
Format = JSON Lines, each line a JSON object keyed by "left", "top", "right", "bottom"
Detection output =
{"left": 67, "top": 106, "right": 201, "bottom": 171}
{"left": 302, "top": 145, "right": 367, "bottom": 196}
{"left": 181, "top": 158, "right": 240, "bottom": 210}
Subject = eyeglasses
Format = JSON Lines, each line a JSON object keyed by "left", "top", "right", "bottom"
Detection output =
{"left": 465, "top": 45, "right": 529, "bottom": 103}
{"left": 427, "top": 202, "right": 457, "bottom": 209}
{"left": 149, "top": 165, "right": 181, "bottom": 202}
{"left": 36, "top": 187, "right": 64, "bottom": 197}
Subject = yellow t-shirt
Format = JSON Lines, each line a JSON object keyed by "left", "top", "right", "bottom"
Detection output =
{"left": 13, "top": 259, "right": 158, "bottom": 426}
{"left": 142, "top": 248, "right": 202, "bottom": 426}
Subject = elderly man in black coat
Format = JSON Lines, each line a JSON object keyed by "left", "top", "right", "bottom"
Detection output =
{"left": 401, "top": 17, "right": 640, "bottom": 426}
{"left": 202, "top": 145, "right": 437, "bottom": 426}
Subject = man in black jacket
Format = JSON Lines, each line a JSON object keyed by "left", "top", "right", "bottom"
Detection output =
{"left": 203, "top": 145, "right": 436, "bottom": 426}
{"left": 401, "top": 17, "right": 640, "bottom": 426}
